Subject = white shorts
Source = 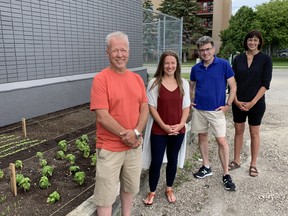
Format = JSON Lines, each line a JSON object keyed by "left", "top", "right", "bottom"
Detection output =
{"left": 191, "top": 108, "right": 226, "bottom": 137}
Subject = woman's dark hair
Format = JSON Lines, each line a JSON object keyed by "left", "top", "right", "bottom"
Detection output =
{"left": 243, "top": 30, "right": 263, "bottom": 50}
{"left": 150, "top": 50, "right": 184, "bottom": 96}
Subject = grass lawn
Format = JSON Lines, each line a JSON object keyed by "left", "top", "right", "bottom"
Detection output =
{"left": 181, "top": 57, "right": 288, "bottom": 67}
{"left": 272, "top": 57, "right": 288, "bottom": 67}
{"left": 147, "top": 57, "right": 288, "bottom": 80}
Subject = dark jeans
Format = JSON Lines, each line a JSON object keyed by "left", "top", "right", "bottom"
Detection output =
{"left": 149, "top": 133, "right": 184, "bottom": 192}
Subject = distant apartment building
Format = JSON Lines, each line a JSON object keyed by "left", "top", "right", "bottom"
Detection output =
{"left": 150, "top": 0, "right": 232, "bottom": 53}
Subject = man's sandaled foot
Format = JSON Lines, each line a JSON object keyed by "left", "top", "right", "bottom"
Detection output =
{"left": 143, "top": 192, "right": 155, "bottom": 206}
{"left": 249, "top": 166, "right": 259, "bottom": 177}
{"left": 165, "top": 188, "right": 176, "bottom": 203}
{"left": 228, "top": 161, "right": 241, "bottom": 171}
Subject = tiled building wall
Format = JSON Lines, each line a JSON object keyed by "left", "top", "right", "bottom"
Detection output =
{"left": 0, "top": 0, "right": 143, "bottom": 84}
{"left": 0, "top": 0, "right": 146, "bottom": 127}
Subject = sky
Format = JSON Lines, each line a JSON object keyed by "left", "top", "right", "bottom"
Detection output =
{"left": 232, "top": 0, "right": 270, "bottom": 15}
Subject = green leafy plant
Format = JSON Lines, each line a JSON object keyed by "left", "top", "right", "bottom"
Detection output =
{"left": 90, "top": 153, "right": 97, "bottom": 166}
{"left": 41, "top": 165, "right": 53, "bottom": 177}
{"left": 0, "top": 194, "right": 6, "bottom": 203}
{"left": 0, "top": 169, "right": 4, "bottom": 180}
{"left": 69, "top": 165, "right": 80, "bottom": 174}
{"left": 56, "top": 150, "right": 65, "bottom": 160}
{"left": 35, "top": 152, "right": 43, "bottom": 159}
{"left": 75, "top": 135, "right": 90, "bottom": 158}
{"left": 58, "top": 140, "right": 68, "bottom": 152}
{"left": 39, "top": 176, "right": 51, "bottom": 189}
{"left": 75, "top": 134, "right": 89, "bottom": 151}
{"left": 16, "top": 174, "right": 24, "bottom": 184}
{"left": 47, "top": 191, "right": 60, "bottom": 204}
{"left": 15, "top": 174, "right": 30, "bottom": 191}
{"left": 75, "top": 139, "right": 86, "bottom": 151}
{"left": 83, "top": 145, "right": 90, "bottom": 158}
{"left": 40, "top": 159, "right": 48, "bottom": 167}
{"left": 65, "top": 154, "right": 76, "bottom": 165}
{"left": 15, "top": 160, "right": 23, "bottom": 169}
{"left": 74, "top": 171, "right": 85, "bottom": 186}
{"left": 80, "top": 134, "right": 89, "bottom": 143}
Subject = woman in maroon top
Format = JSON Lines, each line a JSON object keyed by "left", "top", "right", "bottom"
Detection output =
{"left": 143, "top": 51, "right": 190, "bottom": 205}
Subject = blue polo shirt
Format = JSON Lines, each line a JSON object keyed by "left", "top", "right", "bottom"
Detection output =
{"left": 190, "top": 56, "right": 234, "bottom": 111}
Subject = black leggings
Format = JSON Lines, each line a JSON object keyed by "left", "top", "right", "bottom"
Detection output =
{"left": 149, "top": 133, "right": 184, "bottom": 192}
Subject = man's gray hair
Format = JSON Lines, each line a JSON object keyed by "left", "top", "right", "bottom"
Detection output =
{"left": 196, "top": 36, "right": 214, "bottom": 49}
{"left": 106, "top": 31, "right": 129, "bottom": 48}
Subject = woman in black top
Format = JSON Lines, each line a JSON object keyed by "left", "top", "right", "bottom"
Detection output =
{"left": 229, "top": 30, "right": 272, "bottom": 177}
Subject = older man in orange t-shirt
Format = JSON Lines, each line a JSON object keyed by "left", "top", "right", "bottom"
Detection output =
{"left": 90, "top": 31, "right": 148, "bottom": 216}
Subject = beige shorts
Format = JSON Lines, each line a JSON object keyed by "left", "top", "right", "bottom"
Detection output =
{"left": 94, "top": 148, "right": 142, "bottom": 207}
{"left": 191, "top": 108, "right": 226, "bottom": 137}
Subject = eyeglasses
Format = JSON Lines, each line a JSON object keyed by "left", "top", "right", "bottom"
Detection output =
{"left": 199, "top": 47, "right": 213, "bottom": 53}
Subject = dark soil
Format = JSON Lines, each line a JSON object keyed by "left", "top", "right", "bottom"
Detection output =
{"left": 0, "top": 104, "right": 97, "bottom": 216}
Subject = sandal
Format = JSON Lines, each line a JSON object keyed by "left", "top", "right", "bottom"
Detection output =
{"left": 143, "top": 192, "right": 155, "bottom": 206}
{"left": 165, "top": 188, "right": 176, "bottom": 203}
{"left": 228, "top": 161, "right": 241, "bottom": 171}
{"left": 249, "top": 166, "right": 259, "bottom": 177}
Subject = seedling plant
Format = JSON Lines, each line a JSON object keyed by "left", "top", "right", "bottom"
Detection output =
{"left": 15, "top": 160, "right": 23, "bottom": 169}
{"left": 16, "top": 174, "right": 31, "bottom": 192}
{"left": 41, "top": 165, "right": 53, "bottom": 177}
{"left": 47, "top": 191, "right": 61, "bottom": 204}
{"left": 74, "top": 171, "right": 85, "bottom": 186}
{"left": 39, "top": 176, "right": 51, "bottom": 189}
{"left": 0, "top": 169, "right": 4, "bottom": 180}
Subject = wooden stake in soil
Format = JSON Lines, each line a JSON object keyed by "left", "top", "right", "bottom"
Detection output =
{"left": 9, "top": 163, "right": 17, "bottom": 196}
{"left": 22, "top": 118, "right": 27, "bottom": 137}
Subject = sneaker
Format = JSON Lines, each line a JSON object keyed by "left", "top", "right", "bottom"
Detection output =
{"left": 223, "top": 174, "right": 236, "bottom": 191}
{"left": 193, "top": 166, "right": 213, "bottom": 179}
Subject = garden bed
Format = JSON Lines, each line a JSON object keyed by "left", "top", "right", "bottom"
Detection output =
{"left": 0, "top": 104, "right": 97, "bottom": 216}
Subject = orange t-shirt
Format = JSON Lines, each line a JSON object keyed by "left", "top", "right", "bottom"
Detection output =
{"left": 90, "top": 67, "right": 147, "bottom": 151}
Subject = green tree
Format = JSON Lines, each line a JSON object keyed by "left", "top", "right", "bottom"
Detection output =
{"left": 143, "top": 0, "right": 153, "bottom": 10}
{"left": 157, "top": 0, "right": 206, "bottom": 62}
{"left": 254, "top": 0, "right": 288, "bottom": 54}
{"left": 220, "top": 0, "right": 288, "bottom": 57}
{"left": 219, "top": 6, "right": 256, "bottom": 57}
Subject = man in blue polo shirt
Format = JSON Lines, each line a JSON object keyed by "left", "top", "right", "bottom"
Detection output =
{"left": 190, "top": 36, "right": 237, "bottom": 191}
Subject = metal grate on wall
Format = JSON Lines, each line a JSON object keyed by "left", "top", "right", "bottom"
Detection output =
{"left": 0, "top": 0, "right": 104, "bottom": 84}
{"left": 0, "top": 0, "right": 143, "bottom": 84}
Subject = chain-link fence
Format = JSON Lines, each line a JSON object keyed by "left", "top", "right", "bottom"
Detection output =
{"left": 143, "top": 9, "right": 183, "bottom": 68}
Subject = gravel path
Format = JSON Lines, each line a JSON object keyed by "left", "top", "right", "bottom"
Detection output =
{"left": 130, "top": 68, "right": 288, "bottom": 216}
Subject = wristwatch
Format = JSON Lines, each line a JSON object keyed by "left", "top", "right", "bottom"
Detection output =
{"left": 133, "top": 129, "right": 141, "bottom": 139}
{"left": 226, "top": 102, "right": 231, "bottom": 107}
